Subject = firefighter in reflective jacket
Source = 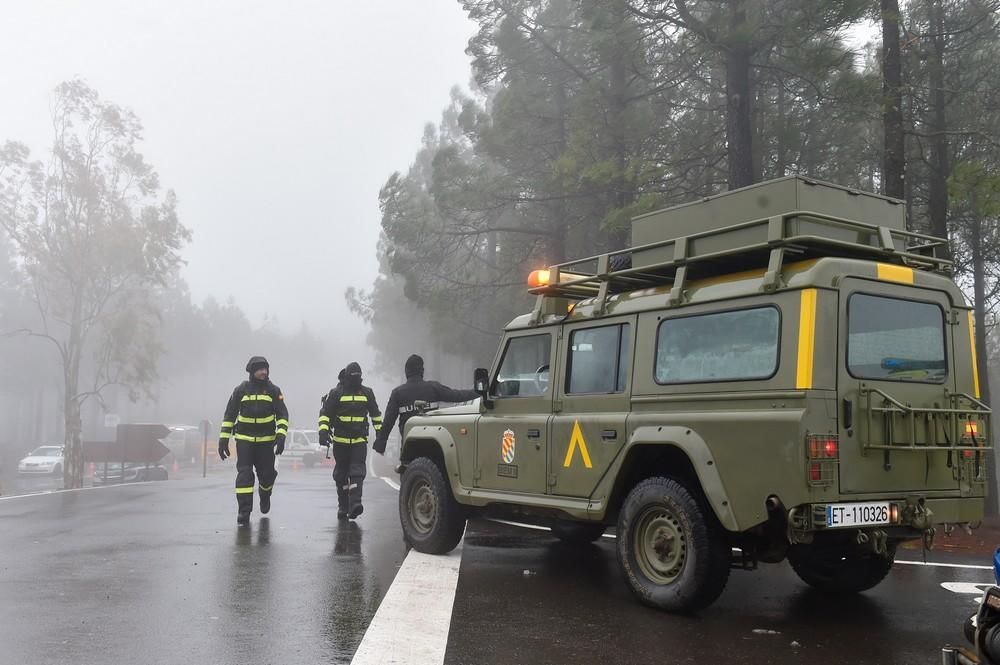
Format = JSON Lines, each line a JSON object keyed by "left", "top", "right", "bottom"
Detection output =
{"left": 218, "top": 356, "right": 289, "bottom": 526}
{"left": 373, "top": 354, "right": 478, "bottom": 461}
{"left": 318, "top": 362, "right": 381, "bottom": 520}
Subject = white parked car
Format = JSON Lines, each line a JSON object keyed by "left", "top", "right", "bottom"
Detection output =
{"left": 18, "top": 446, "right": 64, "bottom": 475}
{"left": 282, "top": 429, "right": 329, "bottom": 468}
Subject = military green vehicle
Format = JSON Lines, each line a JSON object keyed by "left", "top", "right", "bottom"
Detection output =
{"left": 395, "top": 176, "right": 992, "bottom": 612}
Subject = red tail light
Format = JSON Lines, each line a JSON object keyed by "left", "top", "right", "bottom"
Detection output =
{"left": 807, "top": 435, "right": 839, "bottom": 459}
{"left": 809, "top": 463, "right": 823, "bottom": 482}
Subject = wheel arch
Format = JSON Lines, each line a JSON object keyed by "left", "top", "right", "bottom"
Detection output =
{"left": 606, "top": 426, "right": 739, "bottom": 532}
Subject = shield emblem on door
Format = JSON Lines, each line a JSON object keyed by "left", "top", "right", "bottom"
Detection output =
{"left": 501, "top": 429, "right": 516, "bottom": 464}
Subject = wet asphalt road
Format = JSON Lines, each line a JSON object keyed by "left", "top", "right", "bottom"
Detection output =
{"left": 446, "top": 521, "right": 988, "bottom": 665}
{"left": 0, "top": 459, "right": 408, "bottom": 665}
{"left": 1, "top": 456, "right": 993, "bottom": 665}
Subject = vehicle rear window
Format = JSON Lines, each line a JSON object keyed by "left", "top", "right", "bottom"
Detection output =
{"left": 655, "top": 307, "right": 780, "bottom": 384}
{"left": 847, "top": 294, "right": 946, "bottom": 383}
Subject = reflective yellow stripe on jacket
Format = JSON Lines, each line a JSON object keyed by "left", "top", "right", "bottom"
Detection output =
{"left": 241, "top": 394, "right": 273, "bottom": 402}
{"left": 234, "top": 434, "right": 277, "bottom": 443}
{"left": 340, "top": 395, "right": 368, "bottom": 402}
{"left": 332, "top": 435, "right": 367, "bottom": 444}
{"left": 318, "top": 415, "right": 330, "bottom": 432}
{"left": 238, "top": 414, "right": 275, "bottom": 424}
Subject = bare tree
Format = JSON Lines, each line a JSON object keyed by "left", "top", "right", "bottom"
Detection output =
{"left": 0, "top": 81, "right": 189, "bottom": 488}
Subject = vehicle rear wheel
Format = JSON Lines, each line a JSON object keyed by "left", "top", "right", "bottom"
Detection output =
{"left": 787, "top": 543, "right": 896, "bottom": 593}
{"left": 617, "top": 476, "right": 730, "bottom": 613}
{"left": 399, "top": 457, "right": 466, "bottom": 554}
{"left": 551, "top": 520, "right": 605, "bottom": 544}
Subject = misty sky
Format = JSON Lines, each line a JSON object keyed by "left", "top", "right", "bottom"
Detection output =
{"left": 0, "top": 1, "right": 476, "bottom": 356}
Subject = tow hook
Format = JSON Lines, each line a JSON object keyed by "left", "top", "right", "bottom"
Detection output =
{"left": 855, "top": 529, "right": 889, "bottom": 555}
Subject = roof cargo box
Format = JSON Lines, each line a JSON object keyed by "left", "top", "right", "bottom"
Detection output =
{"left": 630, "top": 176, "right": 906, "bottom": 270}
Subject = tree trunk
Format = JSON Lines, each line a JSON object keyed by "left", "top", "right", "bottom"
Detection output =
{"left": 63, "top": 295, "right": 85, "bottom": 489}
{"left": 881, "top": 0, "right": 905, "bottom": 199}
{"left": 726, "top": 44, "right": 754, "bottom": 189}
{"left": 971, "top": 208, "right": 997, "bottom": 515}
{"left": 607, "top": 0, "right": 633, "bottom": 249}
{"left": 926, "top": 0, "right": 951, "bottom": 258}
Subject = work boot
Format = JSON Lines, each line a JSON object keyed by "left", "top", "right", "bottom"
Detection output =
{"left": 260, "top": 493, "right": 271, "bottom": 515}
{"left": 349, "top": 504, "right": 364, "bottom": 520}
{"left": 237, "top": 512, "right": 250, "bottom": 526}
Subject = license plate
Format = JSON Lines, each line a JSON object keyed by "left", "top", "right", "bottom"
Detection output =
{"left": 826, "top": 502, "right": 890, "bottom": 528}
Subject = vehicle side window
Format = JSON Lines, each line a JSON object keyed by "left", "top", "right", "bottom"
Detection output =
{"left": 847, "top": 293, "right": 946, "bottom": 383}
{"left": 492, "top": 334, "right": 552, "bottom": 398}
{"left": 566, "top": 324, "right": 631, "bottom": 394}
{"left": 656, "top": 307, "right": 780, "bottom": 383}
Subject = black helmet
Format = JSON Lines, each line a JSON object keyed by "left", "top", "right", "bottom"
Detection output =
{"left": 345, "top": 361, "right": 362, "bottom": 377}
{"left": 405, "top": 354, "right": 424, "bottom": 379}
{"left": 246, "top": 356, "right": 269, "bottom": 374}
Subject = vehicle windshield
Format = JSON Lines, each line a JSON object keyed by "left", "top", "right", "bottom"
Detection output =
{"left": 31, "top": 447, "right": 62, "bottom": 457}
{"left": 847, "top": 294, "right": 947, "bottom": 383}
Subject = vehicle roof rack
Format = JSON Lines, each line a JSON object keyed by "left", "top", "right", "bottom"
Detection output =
{"left": 528, "top": 209, "right": 951, "bottom": 307}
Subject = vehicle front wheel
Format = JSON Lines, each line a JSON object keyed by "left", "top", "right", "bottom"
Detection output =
{"left": 399, "top": 457, "right": 466, "bottom": 554}
{"left": 551, "top": 520, "right": 606, "bottom": 544}
{"left": 787, "top": 543, "right": 896, "bottom": 593}
{"left": 617, "top": 477, "right": 731, "bottom": 613}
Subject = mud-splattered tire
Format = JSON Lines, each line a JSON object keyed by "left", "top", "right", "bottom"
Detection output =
{"left": 788, "top": 543, "right": 896, "bottom": 593}
{"left": 617, "top": 477, "right": 731, "bottom": 612}
{"left": 551, "top": 520, "right": 606, "bottom": 544}
{"left": 399, "top": 457, "right": 466, "bottom": 554}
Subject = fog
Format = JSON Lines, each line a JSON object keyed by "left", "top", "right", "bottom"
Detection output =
{"left": 0, "top": 1, "right": 477, "bottom": 471}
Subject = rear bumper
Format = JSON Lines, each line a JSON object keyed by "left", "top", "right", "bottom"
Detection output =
{"left": 798, "top": 496, "right": 985, "bottom": 533}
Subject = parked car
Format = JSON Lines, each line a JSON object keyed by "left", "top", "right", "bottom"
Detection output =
{"left": 93, "top": 462, "right": 168, "bottom": 484}
{"left": 282, "top": 429, "right": 329, "bottom": 468}
{"left": 18, "top": 446, "right": 64, "bottom": 476}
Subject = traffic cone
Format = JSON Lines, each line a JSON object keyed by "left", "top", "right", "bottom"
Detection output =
{"left": 292, "top": 459, "right": 301, "bottom": 471}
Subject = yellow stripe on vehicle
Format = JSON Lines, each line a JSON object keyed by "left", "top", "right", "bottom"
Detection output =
{"left": 877, "top": 263, "right": 914, "bottom": 284}
{"left": 969, "top": 310, "right": 982, "bottom": 399}
{"left": 796, "top": 289, "right": 817, "bottom": 390}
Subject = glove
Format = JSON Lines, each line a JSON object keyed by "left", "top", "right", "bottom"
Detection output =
{"left": 319, "top": 429, "right": 331, "bottom": 447}
{"left": 274, "top": 434, "right": 285, "bottom": 455}
{"left": 372, "top": 437, "right": 387, "bottom": 455}
{"left": 218, "top": 438, "right": 230, "bottom": 461}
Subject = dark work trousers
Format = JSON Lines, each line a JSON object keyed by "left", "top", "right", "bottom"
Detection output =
{"left": 235, "top": 441, "right": 277, "bottom": 516}
{"left": 332, "top": 442, "right": 367, "bottom": 512}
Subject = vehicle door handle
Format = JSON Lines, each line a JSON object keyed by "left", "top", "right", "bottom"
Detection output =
{"left": 601, "top": 429, "right": 618, "bottom": 441}
{"left": 527, "top": 429, "right": 541, "bottom": 439}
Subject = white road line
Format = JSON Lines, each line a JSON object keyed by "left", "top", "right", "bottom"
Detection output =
{"left": 367, "top": 453, "right": 400, "bottom": 491}
{"left": 0, "top": 481, "right": 155, "bottom": 501}
{"left": 941, "top": 582, "right": 992, "bottom": 594}
{"left": 351, "top": 543, "right": 463, "bottom": 665}
{"left": 897, "top": 560, "right": 994, "bottom": 571}
{"left": 489, "top": 518, "right": 995, "bottom": 571}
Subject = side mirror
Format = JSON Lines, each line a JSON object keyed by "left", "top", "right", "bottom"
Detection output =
{"left": 474, "top": 367, "right": 493, "bottom": 409}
